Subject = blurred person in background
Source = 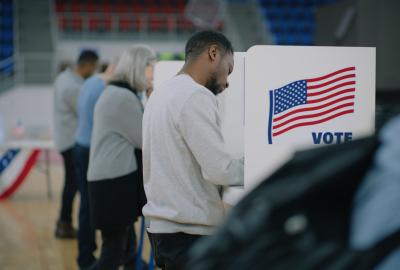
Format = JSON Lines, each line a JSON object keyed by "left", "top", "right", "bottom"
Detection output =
{"left": 73, "top": 59, "right": 117, "bottom": 270}
{"left": 53, "top": 50, "right": 99, "bottom": 239}
{"left": 87, "top": 45, "right": 156, "bottom": 270}
{"left": 142, "top": 30, "right": 244, "bottom": 270}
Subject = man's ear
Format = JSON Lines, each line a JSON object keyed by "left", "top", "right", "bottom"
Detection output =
{"left": 208, "top": 45, "right": 219, "bottom": 62}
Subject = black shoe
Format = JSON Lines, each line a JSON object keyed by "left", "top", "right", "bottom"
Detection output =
{"left": 55, "top": 220, "right": 77, "bottom": 239}
{"left": 123, "top": 259, "right": 148, "bottom": 270}
{"left": 80, "top": 260, "right": 97, "bottom": 270}
{"left": 140, "top": 260, "right": 149, "bottom": 270}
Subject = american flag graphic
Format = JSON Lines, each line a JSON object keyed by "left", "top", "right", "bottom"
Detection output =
{"left": 267, "top": 67, "right": 356, "bottom": 144}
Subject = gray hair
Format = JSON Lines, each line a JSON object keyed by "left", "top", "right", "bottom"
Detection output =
{"left": 109, "top": 45, "right": 157, "bottom": 91}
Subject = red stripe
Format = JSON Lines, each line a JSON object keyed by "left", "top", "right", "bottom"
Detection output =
{"left": 308, "top": 90, "right": 355, "bottom": 104}
{"left": 274, "top": 95, "right": 355, "bottom": 122}
{"left": 0, "top": 150, "right": 41, "bottom": 200}
{"left": 273, "top": 110, "right": 354, "bottom": 137}
{"left": 308, "top": 82, "right": 355, "bottom": 97}
{"left": 307, "top": 74, "right": 355, "bottom": 90}
{"left": 306, "top": 67, "right": 355, "bottom": 83}
{"left": 273, "top": 102, "right": 354, "bottom": 129}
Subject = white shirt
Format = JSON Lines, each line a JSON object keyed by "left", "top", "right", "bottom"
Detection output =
{"left": 142, "top": 74, "right": 244, "bottom": 235}
{"left": 53, "top": 68, "right": 83, "bottom": 151}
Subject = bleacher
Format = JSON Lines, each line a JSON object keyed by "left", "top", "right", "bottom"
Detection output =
{"left": 54, "top": 0, "right": 222, "bottom": 35}
{"left": 258, "top": 0, "right": 336, "bottom": 45}
{"left": 0, "top": 0, "right": 13, "bottom": 78}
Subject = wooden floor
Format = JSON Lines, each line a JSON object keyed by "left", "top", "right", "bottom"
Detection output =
{"left": 0, "top": 154, "right": 153, "bottom": 270}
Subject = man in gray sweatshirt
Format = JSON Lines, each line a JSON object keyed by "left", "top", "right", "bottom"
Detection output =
{"left": 53, "top": 50, "right": 98, "bottom": 244}
{"left": 142, "top": 30, "right": 244, "bottom": 270}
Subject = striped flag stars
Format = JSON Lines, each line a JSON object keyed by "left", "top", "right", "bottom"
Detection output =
{"left": 274, "top": 80, "right": 307, "bottom": 114}
{"left": 267, "top": 67, "right": 356, "bottom": 144}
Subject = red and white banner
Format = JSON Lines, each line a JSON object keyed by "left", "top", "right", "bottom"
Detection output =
{"left": 0, "top": 149, "right": 40, "bottom": 200}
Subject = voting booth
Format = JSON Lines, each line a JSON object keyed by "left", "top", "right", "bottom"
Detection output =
{"left": 245, "top": 46, "right": 376, "bottom": 189}
{"left": 153, "top": 45, "right": 376, "bottom": 205}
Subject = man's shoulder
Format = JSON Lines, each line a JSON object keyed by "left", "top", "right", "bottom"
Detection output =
{"left": 82, "top": 75, "right": 104, "bottom": 94}
{"left": 54, "top": 70, "right": 68, "bottom": 86}
{"left": 55, "top": 70, "right": 81, "bottom": 92}
{"left": 159, "top": 75, "right": 212, "bottom": 101}
{"left": 84, "top": 74, "right": 103, "bottom": 86}
{"left": 57, "top": 69, "right": 76, "bottom": 82}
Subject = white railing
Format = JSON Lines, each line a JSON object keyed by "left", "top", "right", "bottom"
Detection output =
{"left": 0, "top": 56, "right": 16, "bottom": 92}
{"left": 0, "top": 56, "right": 14, "bottom": 74}
{"left": 17, "top": 53, "right": 56, "bottom": 84}
{"left": 0, "top": 53, "right": 56, "bottom": 88}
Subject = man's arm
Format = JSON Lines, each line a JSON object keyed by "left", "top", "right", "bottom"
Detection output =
{"left": 179, "top": 91, "right": 244, "bottom": 186}
{"left": 63, "top": 85, "right": 80, "bottom": 116}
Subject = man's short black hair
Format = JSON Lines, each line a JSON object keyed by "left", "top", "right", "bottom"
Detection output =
{"left": 185, "top": 30, "right": 233, "bottom": 61}
{"left": 77, "top": 50, "right": 99, "bottom": 65}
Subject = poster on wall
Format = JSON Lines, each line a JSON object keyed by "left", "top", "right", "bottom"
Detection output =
{"left": 245, "top": 45, "right": 376, "bottom": 189}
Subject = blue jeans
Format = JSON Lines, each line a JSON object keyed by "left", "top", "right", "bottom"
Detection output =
{"left": 74, "top": 144, "right": 97, "bottom": 268}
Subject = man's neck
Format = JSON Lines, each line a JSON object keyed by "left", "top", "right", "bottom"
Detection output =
{"left": 74, "top": 67, "right": 84, "bottom": 79}
{"left": 179, "top": 62, "right": 207, "bottom": 87}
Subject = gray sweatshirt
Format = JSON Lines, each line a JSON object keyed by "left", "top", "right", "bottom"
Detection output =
{"left": 87, "top": 85, "right": 143, "bottom": 181}
{"left": 142, "top": 74, "right": 244, "bottom": 235}
{"left": 53, "top": 68, "right": 83, "bottom": 151}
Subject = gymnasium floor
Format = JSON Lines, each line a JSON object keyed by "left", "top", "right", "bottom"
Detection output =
{"left": 0, "top": 153, "right": 153, "bottom": 270}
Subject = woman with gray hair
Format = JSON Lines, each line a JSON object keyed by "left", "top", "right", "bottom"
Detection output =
{"left": 87, "top": 45, "right": 156, "bottom": 270}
